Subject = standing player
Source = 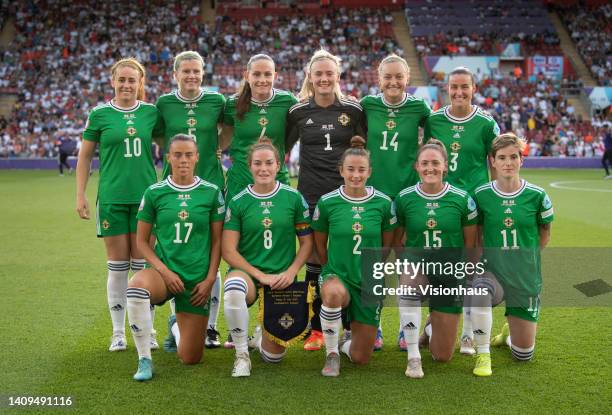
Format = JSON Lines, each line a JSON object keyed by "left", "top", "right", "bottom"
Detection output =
{"left": 471, "top": 133, "right": 553, "bottom": 376}
{"left": 312, "top": 144, "right": 397, "bottom": 376}
{"left": 222, "top": 54, "right": 298, "bottom": 202}
{"left": 155, "top": 51, "right": 226, "bottom": 349}
{"left": 286, "top": 49, "right": 367, "bottom": 351}
{"left": 423, "top": 66, "right": 500, "bottom": 354}
{"left": 221, "top": 140, "right": 313, "bottom": 377}
{"left": 222, "top": 53, "right": 298, "bottom": 347}
{"left": 361, "top": 54, "right": 431, "bottom": 350}
{"left": 126, "top": 134, "right": 224, "bottom": 381}
{"left": 393, "top": 139, "right": 478, "bottom": 378}
{"left": 76, "top": 58, "right": 159, "bottom": 352}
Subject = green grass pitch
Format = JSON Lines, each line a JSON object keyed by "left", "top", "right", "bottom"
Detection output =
{"left": 0, "top": 169, "right": 610, "bottom": 414}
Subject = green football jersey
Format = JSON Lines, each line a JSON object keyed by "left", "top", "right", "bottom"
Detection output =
{"left": 83, "top": 101, "right": 158, "bottom": 204}
{"left": 361, "top": 93, "right": 431, "bottom": 197}
{"left": 223, "top": 89, "right": 298, "bottom": 198}
{"left": 423, "top": 105, "right": 500, "bottom": 194}
{"left": 311, "top": 186, "right": 398, "bottom": 289}
{"left": 474, "top": 180, "right": 554, "bottom": 293}
{"left": 223, "top": 182, "right": 311, "bottom": 275}
{"left": 395, "top": 183, "right": 478, "bottom": 249}
{"left": 137, "top": 177, "right": 225, "bottom": 284}
{"left": 155, "top": 89, "right": 226, "bottom": 189}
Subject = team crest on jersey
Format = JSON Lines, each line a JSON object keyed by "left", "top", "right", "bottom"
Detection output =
{"left": 451, "top": 141, "right": 461, "bottom": 152}
{"left": 258, "top": 117, "right": 269, "bottom": 127}
{"left": 504, "top": 217, "right": 514, "bottom": 228}
{"left": 178, "top": 209, "right": 189, "bottom": 221}
{"left": 352, "top": 222, "right": 363, "bottom": 233}
{"left": 187, "top": 118, "right": 197, "bottom": 127}
{"left": 386, "top": 120, "right": 396, "bottom": 130}
{"left": 127, "top": 127, "right": 136, "bottom": 136}
{"left": 262, "top": 217, "right": 273, "bottom": 228}
{"left": 426, "top": 218, "right": 437, "bottom": 229}
{"left": 338, "top": 113, "right": 350, "bottom": 126}
{"left": 102, "top": 219, "right": 110, "bottom": 230}
{"left": 352, "top": 206, "right": 364, "bottom": 219}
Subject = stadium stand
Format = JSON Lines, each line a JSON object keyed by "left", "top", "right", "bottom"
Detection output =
{"left": 0, "top": 0, "right": 607, "bottom": 159}
{"left": 556, "top": 2, "right": 611, "bottom": 86}
{"left": 405, "top": 0, "right": 561, "bottom": 57}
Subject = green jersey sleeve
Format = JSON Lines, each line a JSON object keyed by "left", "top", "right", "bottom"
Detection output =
{"left": 383, "top": 199, "right": 399, "bottom": 232}
{"left": 484, "top": 117, "right": 501, "bottom": 154}
{"left": 223, "top": 198, "right": 241, "bottom": 231}
{"left": 212, "top": 188, "right": 226, "bottom": 222}
{"left": 223, "top": 97, "right": 236, "bottom": 127}
{"left": 82, "top": 110, "right": 101, "bottom": 142}
{"left": 420, "top": 100, "right": 432, "bottom": 127}
{"left": 294, "top": 192, "right": 312, "bottom": 236}
{"left": 311, "top": 199, "right": 329, "bottom": 233}
{"left": 463, "top": 194, "right": 479, "bottom": 226}
{"left": 537, "top": 191, "right": 554, "bottom": 225}
{"left": 136, "top": 188, "right": 155, "bottom": 224}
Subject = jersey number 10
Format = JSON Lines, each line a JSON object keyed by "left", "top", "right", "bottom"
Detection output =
{"left": 123, "top": 138, "right": 142, "bottom": 158}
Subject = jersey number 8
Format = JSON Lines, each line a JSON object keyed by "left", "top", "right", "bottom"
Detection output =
{"left": 263, "top": 229, "right": 273, "bottom": 249}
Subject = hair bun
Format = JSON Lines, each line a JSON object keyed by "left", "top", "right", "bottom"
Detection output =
{"left": 350, "top": 135, "right": 366, "bottom": 149}
{"left": 258, "top": 136, "right": 272, "bottom": 145}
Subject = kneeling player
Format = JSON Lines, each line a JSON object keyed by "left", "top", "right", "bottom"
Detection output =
{"left": 222, "top": 140, "right": 313, "bottom": 377}
{"left": 393, "top": 140, "right": 478, "bottom": 378}
{"left": 312, "top": 144, "right": 397, "bottom": 377}
{"left": 471, "top": 133, "right": 554, "bottom": 376}
{"left": 126, "top": 134, "right": 225, "bottom": 381}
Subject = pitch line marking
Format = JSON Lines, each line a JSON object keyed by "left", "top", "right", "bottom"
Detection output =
{"left": 549, "top": 180, "right": 612, "bottom": 193}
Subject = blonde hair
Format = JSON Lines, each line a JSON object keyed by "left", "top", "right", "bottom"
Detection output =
{"left": 299, "top": 49, "right": 343, "bottom": 101}
{"left": 111, "top": 57, "right": 146, "bottom": 101}
{"left": 173, "top": 50, "right": 205, "bottom": 72}
{"left": 490, "top": 133, "right": 527, "bottom": 158}
{"left": 377, "top": 54, "right": 410, "bottom": 77}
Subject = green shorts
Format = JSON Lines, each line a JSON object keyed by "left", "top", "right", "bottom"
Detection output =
{"left": 503, "top": 293, "right": 540, "bottom": 322}
{"left": 154, "top": 282, "right": 211, "bottom": 317}
{"left": 427, "top": 274, "right": 464, "bottom": 315}
{"left": 96, "top": 202, "right": 139, "bottom": 237}
{"left": 226, "top": 268, "right": 263, "bottom": 307}
{"left": 319, "top": 273, "right": 381, "bottom": 327}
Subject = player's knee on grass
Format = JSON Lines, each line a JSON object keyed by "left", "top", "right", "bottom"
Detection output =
{"left": 321, "top": 277, "right": 348, "bottom": 308}
{"left": 349, "top": 346, "right": 372, "bottom": 365}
